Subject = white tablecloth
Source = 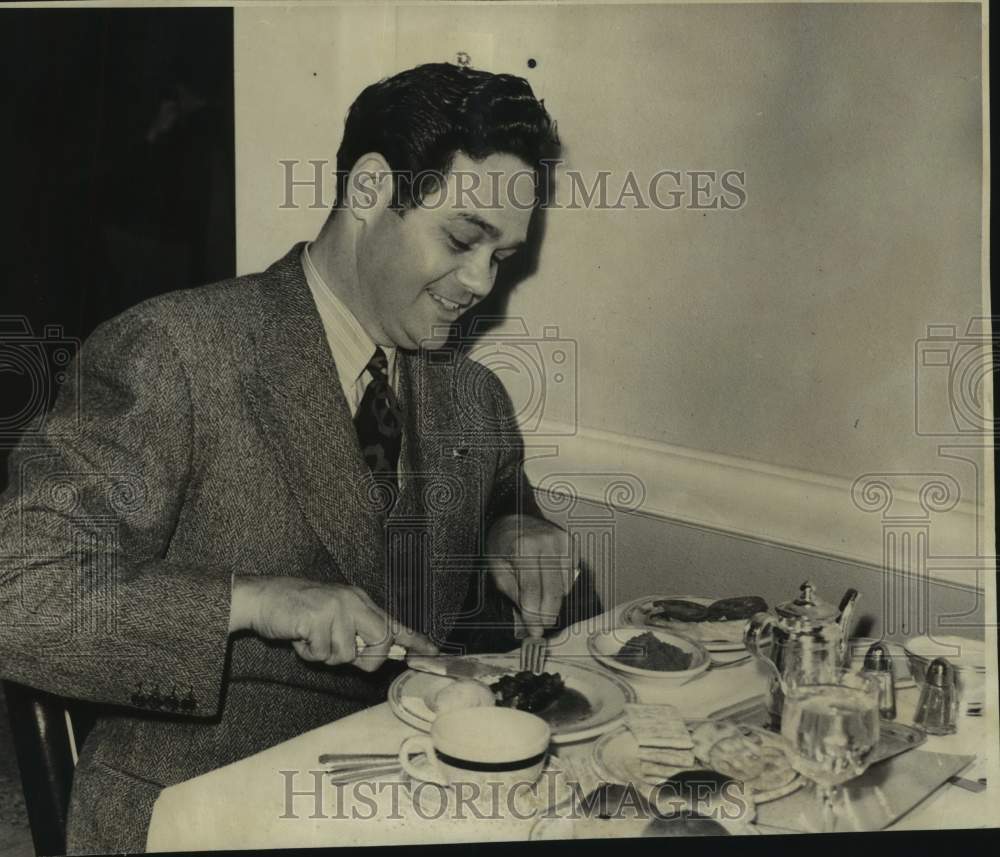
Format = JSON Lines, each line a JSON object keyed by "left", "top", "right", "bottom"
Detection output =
{"left": 146, "top": 610, "right": 999, "bottom": 850}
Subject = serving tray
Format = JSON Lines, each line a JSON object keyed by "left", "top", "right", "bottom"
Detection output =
{"left": 708, "top": 694, "right": 926, "bottom": 765}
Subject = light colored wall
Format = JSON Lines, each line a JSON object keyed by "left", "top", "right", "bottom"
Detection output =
{"left": 539, "top": 493, "right": 986, "bottom": 643}
{"left": 235, "top": 1, "right": 983, "bottom": 481}
{"left": 234, "top": 3, "right": 988, "bottom": 597}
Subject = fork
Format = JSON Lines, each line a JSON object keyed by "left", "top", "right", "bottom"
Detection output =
{"left": 520, "top": 633, "right": 548, "bottom": 675}
{"left": 324, "top": 763, "right": 403, "bottom": 785}
{"left": 319, "top": 752, "right": 403, "bottom": 784}
{"left": 517, "top": 565, "right": 583, "bottom": 674}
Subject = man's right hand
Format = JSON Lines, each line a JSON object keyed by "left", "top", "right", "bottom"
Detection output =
{"left": 228, "top": 576, "right": 438, "bottom": 672}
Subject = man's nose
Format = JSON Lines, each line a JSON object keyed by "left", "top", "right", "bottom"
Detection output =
{"left": 455, "top": 250, "right": 496, "bottom": 299}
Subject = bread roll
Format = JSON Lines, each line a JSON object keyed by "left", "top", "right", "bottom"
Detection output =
{"left": 431, "top": 679, "right": 496, "bottom": 714}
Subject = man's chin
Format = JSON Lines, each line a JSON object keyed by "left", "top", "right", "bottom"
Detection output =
{"left": 411, "top": 325, "right": 458, "bottom": 351}
{"left": 417, "top": 336, "right": 452, "bottom": 351}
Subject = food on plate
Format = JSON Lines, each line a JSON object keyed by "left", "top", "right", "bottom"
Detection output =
{"left": 607, "top": 715, "right": 800, "bottom": 800}
{"left": 491, "top": 671, "right": 565, "bottom": 713}
{"left": 743, "top": 747, "right": 796, "bottom": 792}
{"left": 639, "top": 747, "right": 698, "bottom": 768}
{"left": 431, "top": 679, "right": 496, "bottom": 714}
{"left": 639, "top": 745, "right": 699, "bottom": 781}
{"left": 635, "top": 595, "right": 768, "bottom": 646}
{"left": 614, "top": 631, "right": 694, "bottom": 672}
{"left": 649, "top": 599, "right": 711, "bottom": 623}
{"left": 705, "top": 728, "right": 797, "bottom": 794}
{"left": 705, "top": 596, "right": 768, "bottom": 622}
{"left": 646, "top": 595, "right": 767, "bottom": 627}
{"left": 625, "top": 703, "right": 694, "bottom": 750}
{"left": 689, "top": 720, "right": 743, "bottom": 763}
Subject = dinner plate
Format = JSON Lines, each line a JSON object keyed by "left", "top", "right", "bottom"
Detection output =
{"left": 592, "top": 724, "right": 803, "bottom": 805}
{"left": 619, "top": 595, "right": 750, "bottom": 653}
{"left": 388, "top": 654, "right": 638, "bottom": 744}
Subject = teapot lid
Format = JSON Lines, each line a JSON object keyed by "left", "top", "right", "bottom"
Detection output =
{"left": 775, "top": 582, "right": 839, "bottom": 622}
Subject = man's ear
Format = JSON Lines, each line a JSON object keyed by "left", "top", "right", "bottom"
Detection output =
{"left": 346, "top": 153, "right": 393, "bottom": 224}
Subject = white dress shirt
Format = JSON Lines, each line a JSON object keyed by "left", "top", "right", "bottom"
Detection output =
{"left": 301, "top": 243, "right": 397, "bottom": 418}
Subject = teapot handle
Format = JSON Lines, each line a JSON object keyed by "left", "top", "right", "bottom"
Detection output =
{"left": 836, "top": 588, "right": 860, "bottom": 665}
{"left": 743, "top": 611, "right": 776, "bottom": 662}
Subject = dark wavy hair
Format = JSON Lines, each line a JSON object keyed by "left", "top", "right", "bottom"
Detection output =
{"left": 334, "top": 63, "right": 560, "bottom": 212}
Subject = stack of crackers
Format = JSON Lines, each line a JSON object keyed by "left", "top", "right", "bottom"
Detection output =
{"left": 624, "top": 704, "right": 799, "bottom": 799}
{"left": 624, "top": 704, "right": 698, "bottom": 783}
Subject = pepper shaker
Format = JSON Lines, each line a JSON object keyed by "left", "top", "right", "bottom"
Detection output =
{"left": 914, "top": 657, "right": 959, "bottom": 735}
{"left": 862, "top": 642, "right": 896, "bottom": 720}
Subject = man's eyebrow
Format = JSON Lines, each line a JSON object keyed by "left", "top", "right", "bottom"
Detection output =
{"left": 451, "top": 213, "right": 526, "bottom": 247}
{"left": 452, "top": 213, "right": 501, "bottom": 239}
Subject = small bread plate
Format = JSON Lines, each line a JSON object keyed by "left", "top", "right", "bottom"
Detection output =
{"left": 618, "top": 595, "right": 750, "bottom": 653}
{"left": 593, "top": 722, "right": 802, "bottom": 805}
{"left": 586, "top": 626, "right": 711, "bottom": 685}
{"left": 388, "top": 653, "right": 637, "bottom": 744}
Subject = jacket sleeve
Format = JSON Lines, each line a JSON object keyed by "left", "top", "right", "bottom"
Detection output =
{"left": 0, "top": 309, "right": 233, "bottom": 716}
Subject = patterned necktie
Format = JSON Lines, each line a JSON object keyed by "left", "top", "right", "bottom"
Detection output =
{"left": 354, "top": 347, "right": 404, "bottom": 509}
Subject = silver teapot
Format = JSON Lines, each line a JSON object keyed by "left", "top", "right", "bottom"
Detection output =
{"left": 744, "top": 581, "right": 860, "bottom": 729}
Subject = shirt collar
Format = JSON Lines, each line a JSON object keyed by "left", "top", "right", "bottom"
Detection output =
{"left": 301, "top": 242, "right": 395, "bottom": 385}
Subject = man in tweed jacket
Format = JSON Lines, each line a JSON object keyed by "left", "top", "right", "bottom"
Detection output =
{"left": 0, "top": 64, "right": 574, "bottom": 852}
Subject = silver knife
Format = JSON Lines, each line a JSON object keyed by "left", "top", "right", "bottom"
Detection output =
{"left": 354, "top": 635, "right": 407, "bottom": 660}
{"left": 404, "top": 655, "right": 502, "bottom": 681}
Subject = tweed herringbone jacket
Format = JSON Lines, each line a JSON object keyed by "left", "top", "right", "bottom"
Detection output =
{"left": 0, "top": 244, "right": 536, "bottom": 852}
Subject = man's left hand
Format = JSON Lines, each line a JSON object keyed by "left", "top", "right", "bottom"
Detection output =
{"left": 486, "top": 514, "right": 576, "bottom": 639}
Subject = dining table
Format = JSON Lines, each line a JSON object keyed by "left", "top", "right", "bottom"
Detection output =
{"left": 145, "top": 603, "right": 999, "bottom": 850}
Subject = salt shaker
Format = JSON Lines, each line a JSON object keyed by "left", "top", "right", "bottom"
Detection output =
{"left": 914, "top": 657, "right": 959, "bottom": 735}
{"left": 862, "top": 642, "right": 896, "bottom": 720}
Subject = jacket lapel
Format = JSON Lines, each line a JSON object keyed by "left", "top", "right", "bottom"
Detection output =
{"left": 242, "top": 245, "right": 384, "bottom": 595}
{"left": 394, "top": 350, "right": 486, "bottom": 640}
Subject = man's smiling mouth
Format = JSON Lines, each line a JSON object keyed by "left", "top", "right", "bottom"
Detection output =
{"left": 427, "top": 291, "right": 464, "bottom": 312}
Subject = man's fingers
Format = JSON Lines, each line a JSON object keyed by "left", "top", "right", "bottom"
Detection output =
{"left": 487, "top": 555, "right": 520, "bottom": 604}
{"left": 516, "top": 557, "right": 547, "bottom": 637}
{"left": 393, "top": 623, "right": 439, "bottom": 656}
{"left": 328, "top": 620, "right": 358, "bottom": 666}
{"left": 538, "top": 561, "right": 565, "bottom": 628}
{"left": 353, "top": 590, "right": 396, "bottom": 649}
{"left": 294, "top": 636, "right": 332, "bottom": 663}
{"left": 350, "top": 600, "right": 395, "bottom": 671}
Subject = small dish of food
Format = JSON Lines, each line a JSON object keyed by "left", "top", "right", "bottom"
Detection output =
{"left": 587, "top": 627, "right": 711, "bottom": 684}
{"left": 619, "top": 594, "right": 767, "bottom": 652}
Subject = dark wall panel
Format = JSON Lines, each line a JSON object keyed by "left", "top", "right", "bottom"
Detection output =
{"left": 0, "top": 7, "right": 235, "bottom": 488}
